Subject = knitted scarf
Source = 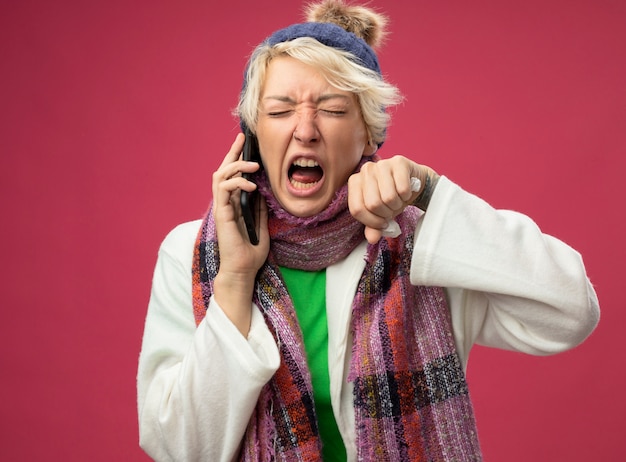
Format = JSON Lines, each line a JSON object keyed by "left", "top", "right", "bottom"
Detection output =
{"left": 192, "top": 168, "right": 482, "bottom": 461}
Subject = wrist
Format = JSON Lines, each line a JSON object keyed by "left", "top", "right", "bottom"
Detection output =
{"left": 413, "top": 172, "right": 440, "bottom": 211}
{"left": 213, "top": 271, "right": 256, "bottom": 337}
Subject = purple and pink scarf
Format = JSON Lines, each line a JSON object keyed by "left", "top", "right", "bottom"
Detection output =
{"left": 192, "top": 166, "right": 482, "bottom": 461}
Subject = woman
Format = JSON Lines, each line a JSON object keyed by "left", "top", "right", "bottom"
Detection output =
{"left": 137, "top": 1, "right": 600, "bottom": 461}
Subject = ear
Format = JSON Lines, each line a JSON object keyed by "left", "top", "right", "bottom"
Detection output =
{"left": 363, "top": 139, "right": 378, "bottom": 157}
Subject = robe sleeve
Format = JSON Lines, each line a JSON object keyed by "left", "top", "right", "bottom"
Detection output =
{"left": 137, "top": 221, "right": 280, "bottom": 461}
{"left": 410, "top": 177, "right": 600, "bottom": 367}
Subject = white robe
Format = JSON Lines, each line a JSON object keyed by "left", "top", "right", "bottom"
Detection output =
{"left": 137, "top": 177, "right": 599, "bottom": 461}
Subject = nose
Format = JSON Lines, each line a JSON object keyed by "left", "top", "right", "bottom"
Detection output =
{"left": 293, "top": 111, "right": 319, "bottom": 144}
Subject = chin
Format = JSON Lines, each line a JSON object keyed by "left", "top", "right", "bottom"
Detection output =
{"left": 282, "top": 199, "right": 328, "bottom": 218}
{"left": 286, "top": 205, "right": 321, "bottom": 218}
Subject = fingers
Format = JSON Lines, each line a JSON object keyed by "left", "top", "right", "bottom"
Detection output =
{"left": 363, "top": 162, "right": 405, "bottom": 215}
{"left": 348, "top": 168, "right": 389, "bottom": 231}
{"left": 349, "top": 156, "right": 431, "bottom": 242}
{"left": 215, "top": 133, "right": 258, "bottom": 183}
{"left": 211, "top": 134, "right": 269, "bottom": 276}
{"left": 212, "top": 134, "right": 261, "bottom": 209}
{"left": 211, "top": 133, "right": 265, "bottom": 260}
{"left": 219, "top": 133, "right": 245, "bottom": 168}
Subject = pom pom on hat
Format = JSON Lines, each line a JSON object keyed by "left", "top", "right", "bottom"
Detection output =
{"left": 305, "top": 0, "right": 388, "bottom": 49}
{"left": 266, "top": 0, "right": 389, "bottom": 75}
{"left": 267, "top": 0, "right": 387, "bottom": 74}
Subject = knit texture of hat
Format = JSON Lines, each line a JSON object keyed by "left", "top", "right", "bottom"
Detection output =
{"left": 239, "top": 21, "right": 382, "bottom": 135}
{"left": 266, "top": 22, "right": 381, "bottom": 74}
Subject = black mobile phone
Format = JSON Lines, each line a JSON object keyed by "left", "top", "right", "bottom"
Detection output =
{"left": 240, "top": 129, "right": 261, "bottom": 245}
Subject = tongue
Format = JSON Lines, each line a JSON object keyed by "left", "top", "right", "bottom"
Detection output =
{"left": 291, "top": 167, "right": 323, "bottom": 184}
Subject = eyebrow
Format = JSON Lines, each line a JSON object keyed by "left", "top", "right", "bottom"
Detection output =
{"left": 262, "top": 94, "right": 351, "bottom": 104}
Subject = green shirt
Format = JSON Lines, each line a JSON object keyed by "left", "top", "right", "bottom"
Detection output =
{"left": 279, "top": 266, "right": 347, "bottom": 462}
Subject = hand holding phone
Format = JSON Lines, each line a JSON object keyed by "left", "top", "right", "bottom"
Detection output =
{"left": 240, "top": 129, "right": 261, "bottom": 245}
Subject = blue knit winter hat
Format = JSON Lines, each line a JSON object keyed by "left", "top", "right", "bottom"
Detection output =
{"left": 266, "top": 21, "right": 381, "bottom": 75}
{"left": 239, "top": 21, "right": 382, "bottom": 134}
{"left": 239, "top": 0, "right": 393, "bottom": 142}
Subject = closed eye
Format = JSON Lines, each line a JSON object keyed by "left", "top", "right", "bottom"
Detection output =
{"left": 321, "top": 109, "right": 346, "bottom": 116}
{"left": 267, "top": 110, "right": 293, "bottom": 117}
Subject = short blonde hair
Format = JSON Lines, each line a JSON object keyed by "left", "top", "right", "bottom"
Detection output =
{"left": 236, "top": 37, "right": 402, "bottom": 146}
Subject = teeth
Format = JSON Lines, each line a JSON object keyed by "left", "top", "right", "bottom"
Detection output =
{"left": 293, "top": 159, "right": 319, "bottom": 168}
{"left": 290, "top": 179, "right": 318, "bottom": 189}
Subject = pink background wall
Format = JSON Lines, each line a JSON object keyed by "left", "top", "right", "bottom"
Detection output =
{"left": 1, "top": 0, "right": 624, "bottom": 460}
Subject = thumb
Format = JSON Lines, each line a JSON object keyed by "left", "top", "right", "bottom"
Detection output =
{"left": 364, "top": 225, "right": 383, "bottom": 244}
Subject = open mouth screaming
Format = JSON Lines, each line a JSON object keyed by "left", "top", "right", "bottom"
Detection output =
{"left": 289, "top": 159, "right": 323, "bottom": 189}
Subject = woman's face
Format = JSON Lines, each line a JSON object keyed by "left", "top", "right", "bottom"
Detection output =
{"left": 255, "top": 56, "right": 374, "bottom": 218}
